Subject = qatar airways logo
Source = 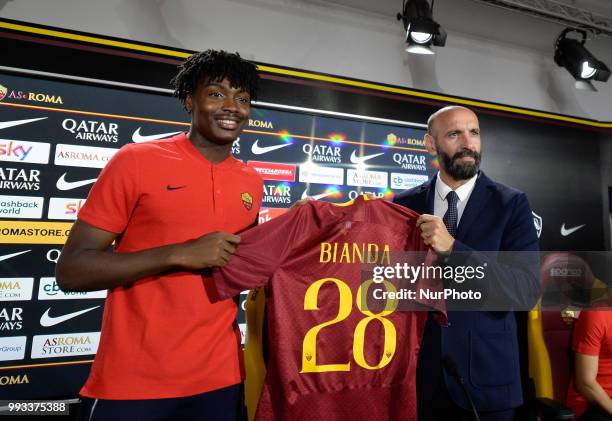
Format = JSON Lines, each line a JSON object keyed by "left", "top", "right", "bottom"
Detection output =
{"left": 62, "top": 119, "right": 119, "bottom": 143}
{"left": 302, "top": 144, "right": 341, "bottom": 164}
{"left": 54, "top": 144, "right": 118, "bottom": 169}
{"left": 392, "top": 153, "right": 427, "bottom": 171}
{"left": 262, "top": 184, "right": 292, "bottom": 205}
{"left": 0, "top": 168, "right": 41, "bottom": 191}
{"left": 232, "top": 138, "right": 240, "bottom": 155}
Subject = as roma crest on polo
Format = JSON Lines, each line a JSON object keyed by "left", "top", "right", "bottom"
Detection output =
{"left": 241, "top": 192, "right": 253, "bottom": 210}
{"left": 0, "top": 85, "right": 7, "bottom": 102}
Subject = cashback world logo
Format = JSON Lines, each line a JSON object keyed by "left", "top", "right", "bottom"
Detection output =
{"left": 38, "top": 277, "right": 107, "bottom": 300}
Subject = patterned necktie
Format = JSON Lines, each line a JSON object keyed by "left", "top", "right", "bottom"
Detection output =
{"left": 443, "top": 190, "right": 459, "bottom": 237}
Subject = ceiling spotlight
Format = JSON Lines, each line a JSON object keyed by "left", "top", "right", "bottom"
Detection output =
{"left": 554, "top": 28, "right": 610, "bottom": 90}
{"left": 397, "top": 0, "right": 446, "bottom": 55}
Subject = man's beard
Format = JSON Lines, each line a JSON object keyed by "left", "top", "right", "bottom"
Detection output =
{"left": 438, "top": 147, "right": 481, "bottom": 180}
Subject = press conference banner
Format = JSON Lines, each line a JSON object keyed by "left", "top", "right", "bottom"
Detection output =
{"left": 0, "top": 71, "right": 434, "bottom": 399}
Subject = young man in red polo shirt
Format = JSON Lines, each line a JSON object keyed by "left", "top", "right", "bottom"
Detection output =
{"left": 56, "top": 50, "right": 263, "bottom": 420}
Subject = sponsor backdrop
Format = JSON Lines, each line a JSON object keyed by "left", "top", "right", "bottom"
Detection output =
{"left": 0, "top": 71, "right": 435, "bottom": 399}
{"left": 0, "top": 21, "right": 607, "bottom": 403}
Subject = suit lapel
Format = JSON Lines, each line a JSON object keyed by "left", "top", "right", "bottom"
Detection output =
{"left": 409, "top": 177, "right": 436, "bottom": 215}
{"left": 455, "top": 172, "right": 493, "bottom": 240}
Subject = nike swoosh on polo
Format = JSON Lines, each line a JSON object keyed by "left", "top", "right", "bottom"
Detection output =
{"left": 0, "top": 250, "right": 31, "bottom": 262}
{"left": 0, "top": 117, "right": 48, "bottom": 130}
{"left": 300, "top": 190, "right": 335, "bottom": 200}
{"left": 56, "top": 173, "right": 97, "bottom": 191}
{"left": 132, "top": 127, "right": 182, "bottom": 143}
{"left": 40, "top": 306, "right": 100, "bottom": 327}
{"left": 251, "top": 140, "right": 291, "bottom": 155}
{"left": 560, "top": 223, "right": 586, "bottom": 237}
{"left": 350, "top": 150, "right": 384, "bottom": 164}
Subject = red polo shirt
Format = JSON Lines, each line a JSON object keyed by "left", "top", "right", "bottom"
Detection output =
{"left": 78, "top": 133, "right": 262, "bottom": 399}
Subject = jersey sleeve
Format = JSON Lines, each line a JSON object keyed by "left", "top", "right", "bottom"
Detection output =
{"left": 212, "top": 202, "right": 324, "bottom": 299}
{"left": 77, "top": 144, "right": 140, "bottom": 234}
{"left": 573, "top": 310, "right": 607, "bottom": 356}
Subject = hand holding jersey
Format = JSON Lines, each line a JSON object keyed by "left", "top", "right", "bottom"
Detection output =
{"left": 416, "top": 214, "right": 455, "bottom": 255}
{"left": 174, "top": 232, "right": 241, "bottom": 269}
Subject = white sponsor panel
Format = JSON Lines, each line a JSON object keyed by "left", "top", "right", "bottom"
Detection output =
{"left": 54, "top": 144, "right": 118, "bottom": 168}
{"left": 0, "top": 278, "right": 34, "bottom": 301}
{"left": 0, "top": 336, "right": 27, "bottom": 361}
{"left": 31, "top": 331, "right": 100, "bottom": 359}
{"left": 239, "top": 323, "right": 247, "bottom": 345}
{"left": 48, "top": 197, "right": 86, "bottom": 220}
{"left": 0, "top": 195, "right": 43, "bottom": 219}
{"left": 390, "top": 173, "right": 429, "bottom": 190}
{"left": 38, "top": 277, "right": 107, "bottom": 300}
{"left": 347, "top": 169, "right": 388, "bottom": 188}
{"left": 0, "top": 140, "right": 50, "bottom": 164}
{"left": 299, "top": 164, "right": 344, "bottom": 185}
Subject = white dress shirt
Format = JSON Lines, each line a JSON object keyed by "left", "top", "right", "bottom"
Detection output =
{"left": 433, "top": 172, "right": 478, "bottom": 224}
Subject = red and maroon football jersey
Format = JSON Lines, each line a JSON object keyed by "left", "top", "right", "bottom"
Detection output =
{"left": 213, "top": 196, "right": 444, "bottom": 421}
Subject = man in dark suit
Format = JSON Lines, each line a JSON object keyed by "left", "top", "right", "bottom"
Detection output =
{"left": 393, "top": 106, "right": 540, "bottom": 421}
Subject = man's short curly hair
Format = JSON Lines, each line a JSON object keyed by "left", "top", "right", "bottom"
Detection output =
{"left": 171, "top": 50, "right": 259, "bottom": 109}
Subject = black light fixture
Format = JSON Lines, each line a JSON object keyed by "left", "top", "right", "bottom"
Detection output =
{"left": 397, "top": 0, "right": 446, "bottom": 55}
{"left": 554, "top": 28, "right": 610, "bottom": 91}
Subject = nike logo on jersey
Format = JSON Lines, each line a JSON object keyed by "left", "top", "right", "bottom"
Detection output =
{"left": 132, "top": 127, "right": 181, "bottom": 143}
{"left": 300, "top": 190, "right": 336, "bottom": 201}
{"left": 167, "top": 185, "right": 186, "bottom": 191}
{"left": 40, "top": 306, "right": 100, "bottom": 327}
{"left": 350, "top": 150, "right": 384, "bottom": 164}
{"left": 0, "top": 250, "right": 31, "bottom": 262}
{"left": 0, "top": 117, "right": 48, "bottom": 130}
{"left": 251, "top": 140, "right": 292, "bottom": 155}
{"left": 56, "top": 173, "right": 98, "bottom": 191}
{"left": 560, "top": 223, "right": 586, "bottom": 237}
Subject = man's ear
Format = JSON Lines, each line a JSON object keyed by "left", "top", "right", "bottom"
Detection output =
{"left": 424, "top": 134, "right": 437, "bottom": 157}
{"left": 185, "top": 94, "right": 193, "bottom": 113}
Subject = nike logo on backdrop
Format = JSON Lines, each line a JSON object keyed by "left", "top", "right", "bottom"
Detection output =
{"left": 0, "top": 250, "right": 31, "bottom": 262}
{"left": 350, "top": 150, "right": 384, "bottom": 164}
{"left": 40, "top": 306, "right": 100, "bottom": 327}
{"left": 0, "top": 117, "right": 48, "bottom": 130}
{"left": 560, "top": 223, "right": 586, "bottom": 237}
{"left": 300, "top": 190, "right": 335, "bottom": 201}
{"left": 167, "top": 185, "right": 186, "bottom": 191}
{"left": 251, "top": 140, "right": 291, "bottom": 155}
{"left": 132, "top": 128, "right": 182, "bottom": 143}
{"left": 56, "top": 173, "right": 98, "bottom": 191}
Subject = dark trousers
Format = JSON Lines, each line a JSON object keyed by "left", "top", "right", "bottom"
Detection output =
{"left": 418, "top": 375, "right": 516, "bottom": 421}
{"left": 579, "top": 406, "right": 612, "bottom": 421}
{"left": 77, "top": 383, "right": 244, "bottom": 421}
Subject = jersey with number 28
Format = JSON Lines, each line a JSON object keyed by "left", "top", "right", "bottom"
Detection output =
{"left": 213, "top": 196, "right": 443, "bottom": 421}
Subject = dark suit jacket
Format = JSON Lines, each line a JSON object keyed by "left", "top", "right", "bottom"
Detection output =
{"left": 393, "top": 171, "right": 540, "bottom": 412}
